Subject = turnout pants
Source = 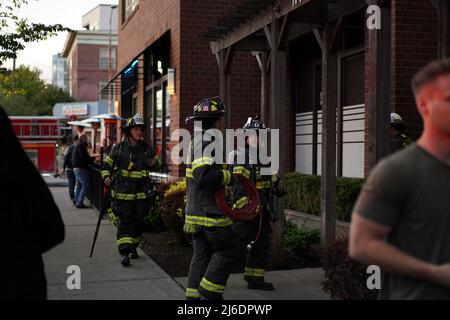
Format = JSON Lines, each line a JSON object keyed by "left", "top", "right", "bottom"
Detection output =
{"left": 241, "top": 214, "right": 271, "bottom": 282}
{"left": 186, "top": 226, "right": 239, "bottom": 300}
{"left": 111, "top": 199, "right": 148, "bottom": 255}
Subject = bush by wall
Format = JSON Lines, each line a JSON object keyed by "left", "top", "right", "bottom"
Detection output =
{"left": 284, "top": 172, "right": 364, "bottom": 222}
{"left": 282, "top": 219, "right": 320, "bottom": 258}
{"left": 321, "top": 236, "right": 377, "bottom": 300}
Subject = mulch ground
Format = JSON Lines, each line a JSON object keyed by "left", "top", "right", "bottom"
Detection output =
{"left": 140, "top": 230, "right": 321, "bottom": 278}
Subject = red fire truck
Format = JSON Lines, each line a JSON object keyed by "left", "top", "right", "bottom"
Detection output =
{"left": 10, "top": 116, "right": 63, "bottom": 174}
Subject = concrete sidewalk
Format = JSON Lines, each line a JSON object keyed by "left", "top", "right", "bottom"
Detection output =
{"left": 43, "top": 184, "right": 185, "bottom": 300}
{"left": 44, "top": 177, "right": 329, "bottom": 300}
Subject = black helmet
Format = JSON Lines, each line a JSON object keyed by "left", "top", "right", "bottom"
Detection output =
{"left": 121, "top": 113, "right": 146, "bottom": 131}
{"left": 243, "top": 116, "right": 266, "bottom": 131}
{"left": 185, "top": 97, "right": 226, "bottom": 123}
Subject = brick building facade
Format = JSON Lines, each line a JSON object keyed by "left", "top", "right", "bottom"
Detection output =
{"left": 113, "top": 0, "right": 446, "bottom": 179}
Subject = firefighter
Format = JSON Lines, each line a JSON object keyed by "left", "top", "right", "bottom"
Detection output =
{"left": 184, "top": 97, "right": 237, "bottom": 300}
{"left": 390, "top": 112, "right": 413, "bottom": 154}
{"left": 101, "top": 113, "right": 161, "bottom": 267}
{"left": 230, "top": 116, "right": 276, "bottom": 291}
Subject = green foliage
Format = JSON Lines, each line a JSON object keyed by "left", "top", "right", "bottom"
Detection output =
{"left": 0, "top": 0, "right": 70, "bottom": 65}
{"left": 282, "top": 219, "right": 320, "bottom": 257}
{"left": 155, "top": 179, "right": 189, "bottom": 245}
{"left": 144, "top": 207, "right": 166, "bottom": 233}
{"left": 321, "top": 237, "right": 377, "bottom": 300}
{"left": 0, "top": 65, "right": 74, "bottom": 115}
{"left": 284, "top": 172, "right": 364, "bottom": 222}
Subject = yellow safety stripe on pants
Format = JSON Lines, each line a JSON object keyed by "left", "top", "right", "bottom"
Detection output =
{"left": 233, "top": 166, "right": 251, "bottom": 179}
{"left": 120, "top": 170, "right": 147, "bottom": 179}
{"left": 131, "top": 237, "right": 141, "bottom": 244}
{"left": 191, "top": 157, "right": 214, "bottom": 171}
{"left": 107, "top": 208, "right": 120, "bottom": 227}
{"left": 233, "top": 196, "right": 249, "bottom": 209}
{"left": 105, "top": 156, "right": 114, "bottom": 166}
{"left": 186, "top": 168, "right": 193, "bottom": 179}
{"left": 244, "top": 268, "right": 266, "bottom": 277}
{"left": 200, "top": 278, "right": 225, "bottom": 294}
{"left": 221, "top": 170, "right": 231, "bottom": 186}
{"left": 256, "top": 180, "right": 271, "bottom": 189}
{"left": 117, "top": 237, "right": 133, "bottom": 246}
{"left": 185, "top": 215, "right": 232, "bottom": 228}
{"left": 185, "top": 288, "right": 201, "bottom": 299}
{"left": 111, "top": 191, "right": 149, "bottom": 201}
{"left": 101, "top": 170, "right": 111, "bottom": 179}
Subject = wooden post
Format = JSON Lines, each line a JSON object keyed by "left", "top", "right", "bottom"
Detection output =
{"left": 438, "top": 0, "right": 450, "bottom": 58}
{"left": 218, "top": 48, "right": 232, "bottom": 128}
{"left": 366, "top": 0, "right": 391, "bottom": 170}
{"left": 320, "top": 24, "right": 338, "bottom": 248}
{"left": 253, "top": 51, "right": 270, "bottom": 123}
{"left": 269, "top": 15, "right": 287, "bottom": 267}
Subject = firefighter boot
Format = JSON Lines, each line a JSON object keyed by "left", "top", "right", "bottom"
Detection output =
{"left": 245, "top": 277, "right": 274, "bottom": 291}
{"left": 121, "top": 254, "right": 130, "bottom": 267}
{"left": 130, "top": 248, "right": 139, "bottom": 259}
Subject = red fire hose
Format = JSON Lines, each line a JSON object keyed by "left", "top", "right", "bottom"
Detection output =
{"left": 215, "top": 174, "right": 261, "bottom": 221}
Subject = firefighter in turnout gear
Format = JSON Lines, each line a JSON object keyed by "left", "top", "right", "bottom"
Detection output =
{"left": 184, "top": 97, "right": 238, "bottom": 300}
{"left": 390, "top": 112, "right": 413, "bottom": 154}
{"left": 101, "top": 114, "right": 161, "bottom": 267}
{"left": 229, "top": 116, "right": 277, "bottom": 291}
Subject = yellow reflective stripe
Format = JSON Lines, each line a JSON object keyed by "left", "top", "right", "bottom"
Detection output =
{"left": 200, "top": 278, "right": 225, "bottom": 294}
{"left": 256, "top": 180, "right": 271, "bottom": 189}
{"left": 117, "top": 237, "right": 133, "bottom": 245}
{"left": 186, "top": 168, "right": 193, "bottom": 179}
{"left": 131, "top": 237, "right": 141, "bottom": 244}
{"left": 185, "top": 288, "right": 201, "bottom": 299}
{"left": 120, "top": 170, "right": 146, "bottom": 178}
{"left": 136, "top": 192, "right": 148, "bottom": 200}
{"left": 107, "top": 208, "right": 120, "bottom": 227}
{"left": 153, "top": 155, "right": 162, "bottom": 170}
{"left": 112, "top": 191, "right": 136, "bottom": 200}
{"left": 221, "top": 170, "right": 231, "bottom": 185}
{"left": 192, "top": 157, "right": 214, "bottom": 171}
{"left": 233, "top": 196, "right": 248, "bottom": 209}
{"left": 244, "top": 268, "right": 266, "bottom": 277}
{"left": 233, "top": 166, "right": 251, "bottom": 179}
{"left": 101, "top": 170, "right": 111, "bottom": 178}
{"left": 185, "top": 215, "right": 232, "bottom": 227}
{"left": 105, "top": 156, "right": 114, "bottom": 166}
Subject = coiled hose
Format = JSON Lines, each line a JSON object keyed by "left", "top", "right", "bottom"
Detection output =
{"left": 215, "top": 174, "right": 261, "bottom": 221}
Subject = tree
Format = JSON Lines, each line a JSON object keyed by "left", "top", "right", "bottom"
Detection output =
{"left": 0, "top": 0, "right": 70, "bottom": 66}
{"left": 0, "top": 65, "right": 74, "bottom": 115}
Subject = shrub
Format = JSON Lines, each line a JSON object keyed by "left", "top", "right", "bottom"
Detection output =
{"left": 155, "top": 179, "right": 189, "bottom": 245}
{"left": 284, "top": 173, "right": 364, "bottom": 222}
{"left": 321, "top": 236, "right": 377, "bottom": 300}
{"left": 282, "top": 219, "right": 320, "bottom": 257}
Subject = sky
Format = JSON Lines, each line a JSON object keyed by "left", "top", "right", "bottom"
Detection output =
{"left": 4, "top": 0, "right": 119, "bottom": 83}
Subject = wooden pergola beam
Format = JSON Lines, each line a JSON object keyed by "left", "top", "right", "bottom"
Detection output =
{"left": 366, "top": 0, "right": 392, "bottom": 170}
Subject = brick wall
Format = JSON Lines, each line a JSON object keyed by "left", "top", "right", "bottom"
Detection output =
{"left": 75, "top": 43, "right": 117, "bottom": 101}
{"left": 364, "top": 0, "right": 438, "bottom": 176}
{"left": 391, "top": 0, "right": 438, "bottom": 140}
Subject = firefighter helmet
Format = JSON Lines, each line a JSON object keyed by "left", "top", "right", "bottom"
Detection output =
{"left": 121, "top": 113, "right": 146, "bottom": 130}
{"left": 243, "top": 116, "right": 267, "bottom": 131}
{"left": 185, "top": 97, "right": 226, "bottom": 123}
{"left": 390, "top": 112, "right": 404, "bottom": 125}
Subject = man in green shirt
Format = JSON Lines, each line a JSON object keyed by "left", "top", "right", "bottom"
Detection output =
{"left": 350, "top": 59, "right": 450, "bottom": 300}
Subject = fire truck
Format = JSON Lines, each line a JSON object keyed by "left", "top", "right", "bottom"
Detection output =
{"left": 10, "top": 116, "right": 63, "bottom": 174}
